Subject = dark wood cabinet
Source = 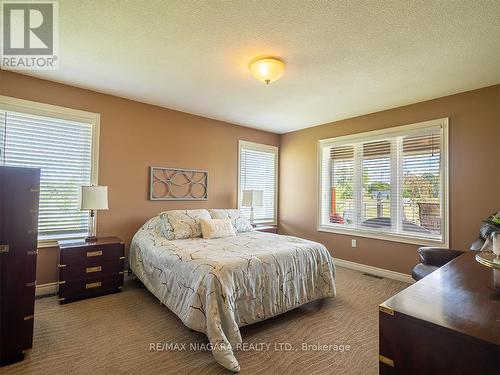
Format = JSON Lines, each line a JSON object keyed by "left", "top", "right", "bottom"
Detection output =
{"left": 379, "top": 252, "right": 500, "bottom": 374}
{"left": 0, "top": 166, "right": 40, "bottom": 366}
{"left": 57, "top": 237, "right": 125, "bottom": 304}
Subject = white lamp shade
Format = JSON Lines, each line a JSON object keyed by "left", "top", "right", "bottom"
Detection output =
{"left": 242, "top": 190, "right": 263, "bottom": 208}
{"left": 80, "top": 186, "right": 109, "bottom": 210}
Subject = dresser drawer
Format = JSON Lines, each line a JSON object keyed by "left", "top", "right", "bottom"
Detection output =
{"left": 24, "top": 250, "right": 37, "bottom": 281}
{"left": 59, "top": 274, "right": 123, "bottom": 302}
{"left": 59, "top": 243, "right": 124, "bottom": 266}
{"left": 23, "top": 318, "right": 34, "bottom": 350}
{"left": 21, "top": 283, "right": 36, "bottom": 318}
{"left": 59, "top": 259, "right": 124, "bottom": 282}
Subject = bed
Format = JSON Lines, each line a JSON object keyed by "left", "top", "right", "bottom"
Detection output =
{"left": 130, "top": 211, "right": 336, "bottom": 372}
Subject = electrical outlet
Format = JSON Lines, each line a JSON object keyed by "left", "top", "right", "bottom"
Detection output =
{"left": 351, "top": 239, "right": 357, "bottom": 248}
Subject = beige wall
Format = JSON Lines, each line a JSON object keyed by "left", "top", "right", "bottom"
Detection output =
{"left": 279, "top": 85, "right": 500, "bottom": 274}
{"left": 2, "top": 70, "right": 499, "bottom": 282}
{"left": 0, "top": 71, "right": 280, "bottom": 284}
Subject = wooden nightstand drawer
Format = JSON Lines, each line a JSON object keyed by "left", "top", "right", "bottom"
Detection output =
{"left": 59, "top": 258, "right": 125, "bottom": 282}
{"left": 59, "top": 243, "right": 124, "bottom": 266}
{"left": 58, "top": 274, "right": 123, "bottom": 303}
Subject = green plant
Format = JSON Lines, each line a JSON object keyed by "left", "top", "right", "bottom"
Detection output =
{"left": 484, "top": 214, "right": 500, "bottom": 228}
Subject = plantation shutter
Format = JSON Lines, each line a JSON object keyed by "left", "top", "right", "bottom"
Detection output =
{"left": 0, "top": 109, "right": 93, "bottom": 240}
{"left": 360, "top": 140, "right": 392, "bottom": 228}
{"left": 325, "top": 145, "right": 354, "bottom": 225}
{"left": 319, "top": 121, "right": 446, "bottom": 244}
{"left": 401, "top": 132, "right": 442, "bottom": 235}
{"left": 239, "top": 142, "right": 278, "bottom": 224}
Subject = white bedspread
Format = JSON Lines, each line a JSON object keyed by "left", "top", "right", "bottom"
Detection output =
{"left": 130, "top": 217, "right": 336, "bottom": 372}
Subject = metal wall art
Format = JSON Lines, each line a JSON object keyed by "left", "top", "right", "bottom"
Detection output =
{"left": 150, "top": 166, "right": 208, "bottom": 201}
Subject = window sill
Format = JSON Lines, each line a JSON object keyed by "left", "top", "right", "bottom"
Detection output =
{"left": 317, "top": 225, "right": 448, "bottom": 248}
{"left": 38, "top": 234, "right": 88, "bottom": 248}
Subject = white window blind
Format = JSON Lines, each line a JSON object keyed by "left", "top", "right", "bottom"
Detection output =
{"left": 0, "top": 107, "right": 96, "bottom": 241}
{"left": 238, "top": 141, "right": 278, "bottom": 224}
{"left": 319, "top": 119, "right": 448, "bottom": 245}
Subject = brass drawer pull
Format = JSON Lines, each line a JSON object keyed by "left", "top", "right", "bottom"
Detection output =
{"left": 86, "top": 250, "right": 102, "bottom": 257}
{"left": 379, "top": 355, "right": 394, "bottom": 367}
{"left": 86, "top": 281, "right": 102, "bottom": 289}
{"left": 119, "top": 256, "right": 125, "bottom": 260}
{"left": 27, "top": 250, "right": 38, "bottom": 256}
{"left": 24, "top": 315, "right": 34, "bottom": 321}
{"left": 379, "top": 303, "right": 394, "bottom": 316}
{"left": 86, "top": 266, "right": 102, "bottom": 273}
{"left": 0, "top": 245, "right": 10, "bottom": 253}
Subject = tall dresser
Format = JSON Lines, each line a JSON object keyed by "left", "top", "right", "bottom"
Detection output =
{"left": 0, "top": 166, "right": 40, "bottom": 366}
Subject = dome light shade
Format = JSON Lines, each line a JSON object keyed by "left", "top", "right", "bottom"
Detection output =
{"left": 249, "top": 57, "right": 285, "bottom": 84}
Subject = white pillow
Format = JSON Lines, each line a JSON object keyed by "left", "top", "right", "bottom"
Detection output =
{"left": 208, "top": 209, "right": 254, "bottom": 233}
{"left": 158, "top": 212, "right": 175, "bottom": 240}
{"left": 166, "top": 209, "right": 211, "bottom": 239}
{"left": 200, "top": 218, "right": 236, "bottom": 239}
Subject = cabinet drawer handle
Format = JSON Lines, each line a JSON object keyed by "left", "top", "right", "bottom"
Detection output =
{"left": 86, "top": 266, "right": 102, "bottom": 273}
{"left": 86, "top": 281, "right": 102, "bottom": 289}
{"left": 87, "top": 250, "right": 102, "bottom": 257}
{"left": 0, "top": 245, "right": 10, "bottom": 253}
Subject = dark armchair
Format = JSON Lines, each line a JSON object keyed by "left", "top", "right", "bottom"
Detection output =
{"left": 411, "top": 247, "right": 464, "bottom": 281}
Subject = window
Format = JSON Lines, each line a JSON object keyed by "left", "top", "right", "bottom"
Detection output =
{"left": 319, "top": 119, "right": 448, "bottom": 246}
{"left": 0, "top": 96, "right": 100, "bottom": 246}
{"left": 238, "top": 140, "right": 278, "bottom": 225}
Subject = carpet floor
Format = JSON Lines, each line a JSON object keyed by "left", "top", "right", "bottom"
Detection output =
{"left": 2, "top": 266, "right": 407, "bottom": 375}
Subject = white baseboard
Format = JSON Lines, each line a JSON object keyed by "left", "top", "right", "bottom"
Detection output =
{"left": 334, "top": 257, "right": 414, "bottom": 284}
{"left": 35, "top": 282, "right": 58, "bottom": 297}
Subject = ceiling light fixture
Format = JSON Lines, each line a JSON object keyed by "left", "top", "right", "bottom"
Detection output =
{"left": 249, "top": 56, "right": 285, "bottom": 84}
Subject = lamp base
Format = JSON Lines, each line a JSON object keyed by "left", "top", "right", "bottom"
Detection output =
{"left": 85, "top": 236, "right": 98, "bottom": 243}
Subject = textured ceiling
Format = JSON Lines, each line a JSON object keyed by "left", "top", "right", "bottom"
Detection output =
{"left": 14, "top": 0, "right": 500, "bottom": 133}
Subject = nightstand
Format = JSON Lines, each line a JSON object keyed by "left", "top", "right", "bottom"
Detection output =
{"left": 254, "top": 225, "right": 278, "bottom": 234}
{"left": 57, "top": 237, "right": 125, "bottom": 304}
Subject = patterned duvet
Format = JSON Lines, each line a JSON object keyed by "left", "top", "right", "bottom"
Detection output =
{"left": 130, "top": 216, "right": 336, "bottom": 372}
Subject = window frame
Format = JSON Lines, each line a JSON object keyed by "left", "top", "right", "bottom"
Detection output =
{"left": 238, "top": 140, "right": 279, "bottom": 225}
{"left": 317, "top": 118, "right": 449, "bottom": 247}
{"left": 0, "top": 95, "right": 101, "bottom": 248}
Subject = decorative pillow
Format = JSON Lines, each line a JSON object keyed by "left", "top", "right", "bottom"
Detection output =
{"left": 200, "top": 218, "right": 236, "bottom": 239}
{"left": 208, "top": 209, "right": 254, "bottom": 233}
{"left": 166, "top": 209, "right": 211, "bottom": 239}
{"left": 158, "top": 212, "right": 175, "bottom": 240}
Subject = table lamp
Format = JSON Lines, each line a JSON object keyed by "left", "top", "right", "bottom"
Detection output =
{"left": 80, "top": 185, "right": 108, "bottom": 242}
{"left": 242, "top": 189, "right": 263, "bottom": 225}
